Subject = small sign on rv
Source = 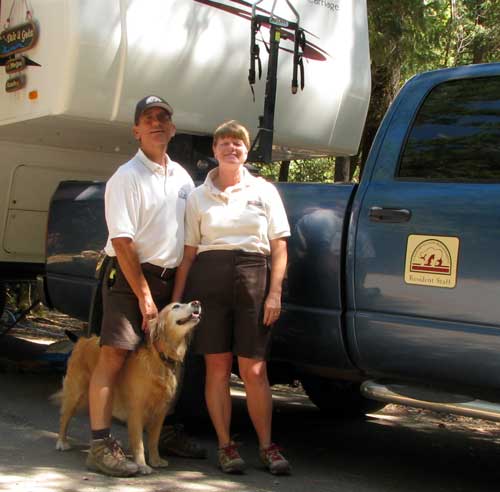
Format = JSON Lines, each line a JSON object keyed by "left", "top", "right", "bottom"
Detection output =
{"left": 0, "top": 21, "right": 39, "bottom": 58}
{"left": 5, "top": 56, "right": 26, "bottom": 74}
{"left": 5, "top": 74, "right": 26, "bottom": 92}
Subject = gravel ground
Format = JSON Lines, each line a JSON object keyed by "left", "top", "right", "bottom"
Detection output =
{"left": 1, "top": 309, "right": 87, "bottom": 343}
{"left": 3, "top": 309, "right": 500, "bottom": 441}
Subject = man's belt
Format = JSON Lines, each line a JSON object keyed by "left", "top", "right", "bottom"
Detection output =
{"left": 141, "top": 262, "right": 176, "bottom": 280}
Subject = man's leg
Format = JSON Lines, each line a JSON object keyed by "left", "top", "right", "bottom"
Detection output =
{"left": 86, "top": 345, "right": 139, "bottom": 477}
{"left": 89, "top": 345, "right": 127, "bottom": 430}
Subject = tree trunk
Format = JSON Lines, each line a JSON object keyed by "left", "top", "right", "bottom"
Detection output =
{"left": 279, "top": 160, "right": 290, "bottom": 182}
{"left": 471, "top": 0, "right": 486, "bottom": 64}
{"left": 359, "top": 64, "right": 400, "bottom": 176}
{"left": 334, "top": 157, "right": 350, "bottom": 182}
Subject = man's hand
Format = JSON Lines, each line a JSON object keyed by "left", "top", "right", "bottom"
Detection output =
{"left": 263, "top": 290, "right": 282, "bottom": 326}
{"left": 139, "top": 295, "right": 158, "bottom": 333}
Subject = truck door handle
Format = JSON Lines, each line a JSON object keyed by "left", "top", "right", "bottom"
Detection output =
{"left": 369, "top": 206, "right": 411, "bottom": 223}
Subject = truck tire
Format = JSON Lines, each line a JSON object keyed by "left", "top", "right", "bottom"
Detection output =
{"left": 300, "top": 375, "right": 385, "bottom": 418}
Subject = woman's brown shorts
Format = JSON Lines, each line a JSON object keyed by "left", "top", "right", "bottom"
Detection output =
{"left": 185, "top": 250, "right": 271, "bottom": 360}
{"left": 100, "top": 259, "right": 175, "bottom": 351}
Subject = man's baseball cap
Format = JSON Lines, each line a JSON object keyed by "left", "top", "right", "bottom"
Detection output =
{"left": 134, "top": 95, "right": 174, "bottom": 124}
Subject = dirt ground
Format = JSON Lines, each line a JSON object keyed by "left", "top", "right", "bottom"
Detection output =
{"left": 3, "top": 310, "right": 500, "bottom": 492}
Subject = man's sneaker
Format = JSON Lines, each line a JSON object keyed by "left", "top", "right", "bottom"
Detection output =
{"left": 158, "top": 424, "right": 207, "bottom": 459}
{"left": 218, "top": 442, "right": 246, "bottom": 474}
{"left": 260, "top": 443, "right": 291, "bottom": 475}
{"left": 86, "top": 437, "right": 139, "bottom": 477}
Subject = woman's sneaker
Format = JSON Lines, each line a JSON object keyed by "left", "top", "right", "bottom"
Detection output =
{"left": 260, "top": 443, "right": 291, "bottom": 475}
{"left": 86, "top": 437, "right": 139, "bottom": 477}
{"left": 218, "top": 442, "right": 246, "bottom": 474}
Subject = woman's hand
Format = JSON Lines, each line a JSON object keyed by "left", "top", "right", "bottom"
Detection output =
{"left": 264, "top": 238, "right": 288, "bottom": 326}
{"left": 263, "top": 290, "right": 282, "bottom": 326}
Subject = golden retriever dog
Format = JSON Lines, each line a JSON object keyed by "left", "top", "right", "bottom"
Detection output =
{"left": 53, "top": 300, "right": 201, "bottom": 475}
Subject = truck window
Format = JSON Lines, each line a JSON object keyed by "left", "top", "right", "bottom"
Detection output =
{"left": 397, "top": 76, "right": 500, "bottom": 182}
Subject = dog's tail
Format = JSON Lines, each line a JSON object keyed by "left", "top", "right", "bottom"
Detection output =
{"left": 49, "top": 387, "right": 63, "bottom": 406}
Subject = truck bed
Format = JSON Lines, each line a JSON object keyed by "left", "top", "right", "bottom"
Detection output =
{"left": 46, "top": 179, "right": 360, "bottom": 374}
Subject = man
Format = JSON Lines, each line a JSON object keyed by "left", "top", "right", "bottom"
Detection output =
{"left": 87, "top": 95, "right": 206, "bottom": 477}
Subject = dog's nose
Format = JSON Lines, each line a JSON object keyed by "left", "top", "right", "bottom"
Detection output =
{"left": 191, "top": 300, "right": 201, "bottom": 313}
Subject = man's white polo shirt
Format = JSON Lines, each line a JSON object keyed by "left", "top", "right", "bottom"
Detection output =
{"left": 185, "top": 167, "right": 290, "bottom": 255}
{"left": 104, "top": 149, "right": 194, "bottom": 268}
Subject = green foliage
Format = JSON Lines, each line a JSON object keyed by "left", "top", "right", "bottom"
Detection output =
{"left": 253, "top": 162, "right": 279, "bottom": 181}
{"left": 268, "top": 1, "right": 499, "bottom": 184}
{"left": 447, "top": 0, "right": 500, "bottom": 65}
{"left": 359, "top": 0, "right": 500, "bottom": 177}
{"left": 369, "top": 0, "right": 499, "bottom": 81}
{"left": 255, "top": 157, "right": 336, "bottom": 183}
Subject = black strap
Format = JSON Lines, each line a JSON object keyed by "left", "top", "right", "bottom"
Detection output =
{"left": 159, "top": 351, "right": 180, "bottom": 368}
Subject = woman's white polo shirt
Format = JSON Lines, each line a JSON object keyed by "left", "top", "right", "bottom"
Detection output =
{"left": 185, "top": 167, "right": 290, "bottom": 255}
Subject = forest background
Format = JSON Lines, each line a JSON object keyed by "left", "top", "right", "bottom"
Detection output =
{"left": 257, "top": 0, "right": 500, "bottom": 183}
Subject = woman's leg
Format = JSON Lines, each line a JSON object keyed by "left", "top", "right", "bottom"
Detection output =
{"left": 204, "top": 352, "right": 233, "bottom": 447}
{"left": 238, "top": 356, "right": 272, "bottom": 448}
{"left": 238, "top": 355, "right": 291, "bottom": 474}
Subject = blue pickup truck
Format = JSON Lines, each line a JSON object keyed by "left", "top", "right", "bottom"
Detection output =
{"left": 41, "top": 62, "right": 500, "bottom": 419}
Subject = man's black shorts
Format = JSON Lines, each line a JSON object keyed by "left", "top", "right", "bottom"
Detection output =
{"left": 100, "top": 259, "right": 175, "bottom": 351}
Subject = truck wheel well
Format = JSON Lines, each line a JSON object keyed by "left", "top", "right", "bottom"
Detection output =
{"left": 300, "top": 374, "right": 386, "bottom": 418}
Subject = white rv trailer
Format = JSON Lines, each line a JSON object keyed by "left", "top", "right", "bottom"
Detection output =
{"left": 0, "top": 0, "right": 370, "bottom": 287}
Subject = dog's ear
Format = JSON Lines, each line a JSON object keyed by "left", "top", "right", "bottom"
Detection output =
{"left": 150, "top": 306, "right": 170, "bottom": 343}
{"left": 147, "top": 317, "right": 159, "bottom": 344}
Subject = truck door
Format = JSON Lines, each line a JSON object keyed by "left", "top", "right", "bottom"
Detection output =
{"left": 349, "top": 69, "right": 500, "bottom": 390}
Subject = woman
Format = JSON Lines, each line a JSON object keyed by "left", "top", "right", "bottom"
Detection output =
{"left": 172, "top": 120, "right": 291, "bottom": 475}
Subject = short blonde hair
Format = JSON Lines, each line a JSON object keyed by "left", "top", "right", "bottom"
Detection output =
{"left": 213, "top": 120, "right": 251, "bottom": 150}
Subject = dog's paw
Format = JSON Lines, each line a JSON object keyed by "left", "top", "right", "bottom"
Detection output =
{"left": 55, "top": 439, "right": 72, "bottom": 451}
{"left": 137, "top": 464, "right": 154, "bottom": 475}
{"left": 150, "top": 457, "right": 169, "bottom": 468}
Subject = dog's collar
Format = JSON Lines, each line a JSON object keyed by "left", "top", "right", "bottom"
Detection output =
{"left": 158, "top": 351, "right": 180, "bottom": 368}
{"left": 152, "top": 340, "right": 181, "bottom": 368}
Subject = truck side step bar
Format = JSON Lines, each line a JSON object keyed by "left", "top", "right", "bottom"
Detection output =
{"left": 361, "top": 380, "right": 500, "bottom": 422}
